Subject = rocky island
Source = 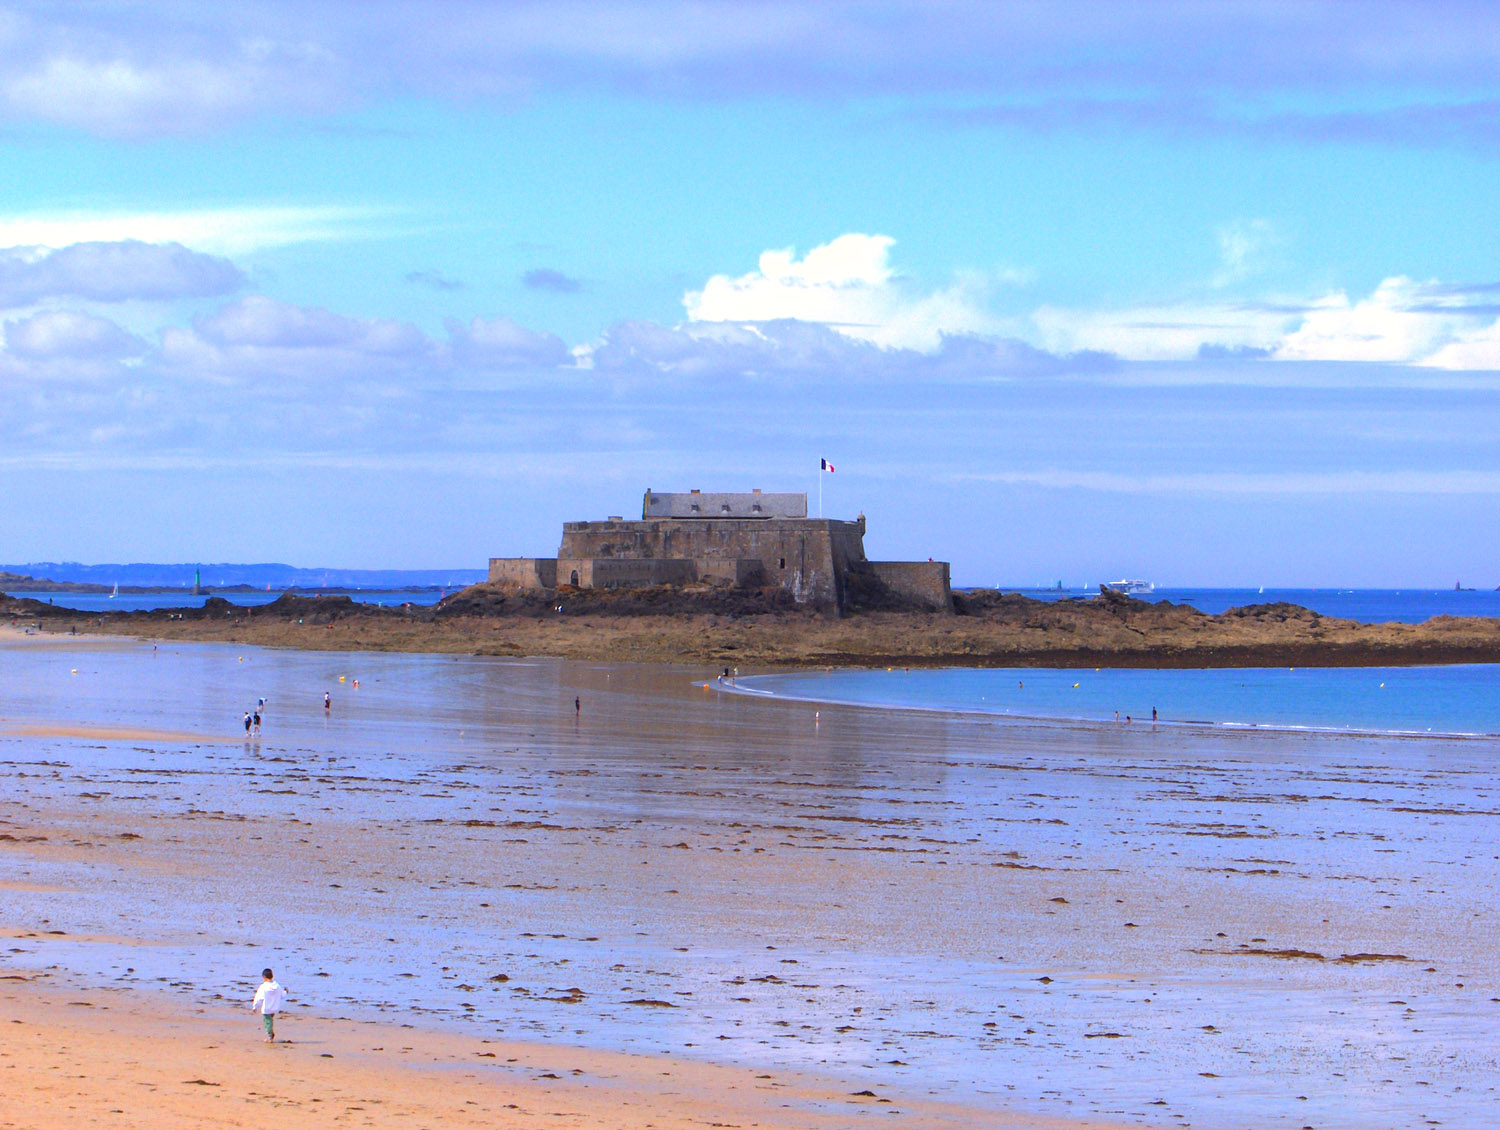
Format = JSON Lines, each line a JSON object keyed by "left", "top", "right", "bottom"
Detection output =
{"left": 8, "top": 583, "right": 1500, "bottom": 668}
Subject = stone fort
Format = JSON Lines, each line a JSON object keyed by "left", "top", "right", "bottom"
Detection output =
{"left": 490, "top": 488, "right": 951, "bottom": 613}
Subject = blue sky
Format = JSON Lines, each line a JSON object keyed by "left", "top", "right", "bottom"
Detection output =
{"left": 3, "top": 1, "right": 1500, "bottom": 585}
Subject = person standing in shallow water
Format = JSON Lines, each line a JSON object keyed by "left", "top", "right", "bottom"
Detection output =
{"left": 574, "top": 696, "right": 581, "bottom": 716}
{"left": 251, "top": 968, "right": 287, "bottom": 1043}
{"left": 323, "top": 691, "right": 331, "bottom": 712}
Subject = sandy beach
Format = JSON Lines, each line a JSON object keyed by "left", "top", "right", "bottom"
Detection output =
{"left": 8, "top": 973, "right": 1112, "bottom": 1130}
{"left": 2, "top": 633, "right": 1496, "bottom": 1129}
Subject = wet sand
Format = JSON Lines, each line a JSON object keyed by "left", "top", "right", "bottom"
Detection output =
{"left": 7, "top": 975, "right": 1107, "bottom": 1130}
{"left": 1, "top": 637, "right": 1496, "bottom": 1128}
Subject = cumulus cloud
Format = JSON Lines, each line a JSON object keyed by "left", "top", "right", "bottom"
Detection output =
{"left": 191, "top": 295, "right": 422, "bottom": 352}
{"left": 445, "top": 314, "right": 572, "bottom": 368}
{"left": 1033, "top": 299, "right": 1294, "bottom": 361}
{"left": 160, "top": 295, "right": 433, "bottom": 382}
{"left": 522, "top": 268, "right": 583, "bottom": 294}
{"left": 4, "top": 309, "right": 146, "bottom": 359}
{"left": 1272, "top": 278, "right": 1462, "bottom": 363}
{"left": 684, "top": 233, "right": 1012, "bottom": 351}
{"left": 588, "top": 316, "right": 1108, "bottom": 382}
{"left": 0, "top": 241, "right": 244, "bottom": 307}
{"left": 1032, "top": 275, "right": 1500, "bottom": 370}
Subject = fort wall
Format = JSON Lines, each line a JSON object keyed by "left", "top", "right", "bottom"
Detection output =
{"left": 559, "top": 517, "right": 865, "bottom": 608}
{"left": 488, "top": 557, "right": 557, "bottom": 589}
{"left": 490, "top": 492, "right": 950, "bottom": 614}
{"left": 866, "top": 561, "right": 953, "bottom": 611}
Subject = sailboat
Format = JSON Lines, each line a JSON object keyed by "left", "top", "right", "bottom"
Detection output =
{"left": 109, "top": 582, "right": 118, "bottom": 599}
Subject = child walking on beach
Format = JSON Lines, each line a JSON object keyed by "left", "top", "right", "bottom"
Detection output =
{"left": 251, "top": 968, "right": 287, "bottom": 1042}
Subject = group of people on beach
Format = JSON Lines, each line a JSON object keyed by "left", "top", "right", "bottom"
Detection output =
{"left": 241, "top": 696, "right": 267, "bottom": 736}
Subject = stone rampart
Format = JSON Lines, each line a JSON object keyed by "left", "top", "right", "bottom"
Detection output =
{"left": 490, "top": 494, "right": 950, "bottom": 615}
{"left": 867, "top": 561, "right": 954, "bottom": 611}
{"left": 488, "top": 557, "right": 557, "bottom": 589}
{"left": 559, "top": 517, "right": 864, "bottom": 609}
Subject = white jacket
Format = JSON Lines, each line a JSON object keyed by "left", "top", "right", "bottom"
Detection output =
{"left": 251, "top": 980, "right": 287, "bottom": 1014}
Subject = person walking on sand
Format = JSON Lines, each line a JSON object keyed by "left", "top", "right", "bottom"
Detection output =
{"left": 243, "top": 710, "right": 252, "bottom": 736}
{"left": 323, "top": 691, "right": 331, "bottom": 712}
{"left": 251, "top": 968, "right": 287, "bottom": 1043}
{"left": 574, "top": 695, "right": 581, "bottom": 716}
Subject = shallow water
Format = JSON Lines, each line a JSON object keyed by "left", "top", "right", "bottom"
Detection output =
{"left": 1, "top": 638, "right": 1496, "bottom": 1128}
{"left": 739, "top": 664, "right": 1500, "bottom": 736}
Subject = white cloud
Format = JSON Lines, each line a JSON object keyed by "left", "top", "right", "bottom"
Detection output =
{"left": 1212, "top": 217, "right": 1281, "bottom": 287}
{"left": 684, "top": 233, "right": 1013, "bottom": 351}
{"left": 4, "top": 309, "right": 145, "bottom": 359}
{"left": 159, "top": 295, "right": 435, "bottom": 384}
{"left": 0, "top": 241, "right": 243, "bottom": 307}
{"left": 1422, "top": 323, "right": 1500, "bottom": 371}
{"left": 0, "top": 206, "right": 389, "bottom": 256}
{"left": 1271, "top": 277, "right": 1465, "bottom": 363}
{"left": 446, "top": 315, "right": 571, "bottom": 368}
{"left": 4, "top": 55, "right": 252, "bottom": 136}
{"left": 1032, "top": 275, "right": 1500, "bottom": 370}
{"left": 1032, "top": 299, "right": 1293, "bottom": 360}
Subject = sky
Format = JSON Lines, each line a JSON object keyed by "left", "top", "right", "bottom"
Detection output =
{"left": 3, "top": 1, "right": 1500, "bottom": 586}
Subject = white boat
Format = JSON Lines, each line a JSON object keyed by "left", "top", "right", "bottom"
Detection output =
{"left": 1100, "top": 579, "right": 1154, "bottom": 595}
{"left": 109, "top": 582, "right": 118, "bottom": 599}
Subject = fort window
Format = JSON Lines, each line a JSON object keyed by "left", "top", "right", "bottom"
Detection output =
{"left": 779, "top": 557, "right": 786, "bottom": 569}
{"left": 570, "top": 570, "right": 579, "bottom": 585}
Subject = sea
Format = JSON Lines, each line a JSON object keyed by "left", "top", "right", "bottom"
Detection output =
{"left": 718, "top": 586, "right": 1500, "bottom": 737}
{"left": 734, "top": 663, "right": 1500, "bottom": 737}
{"left": 998, "top": 585, "right": 1500, "bottom": 624}
{"left": 7, "top": 588, "right": 453, "bottom": 612}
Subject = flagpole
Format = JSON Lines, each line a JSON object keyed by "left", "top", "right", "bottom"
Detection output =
{"left": 818, "top": 463, "right": 823, "bottom": 519}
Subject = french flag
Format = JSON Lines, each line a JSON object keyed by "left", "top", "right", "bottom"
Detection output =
{"left": 820, "top": 458, "right": 835, "bottom": 473}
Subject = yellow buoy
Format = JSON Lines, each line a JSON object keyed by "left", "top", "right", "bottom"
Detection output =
{"left": 1073, "top": 682, "right": 1080, "bottom": 688}
{"left": 70, "top": 668, "right": 78, "bottom": 675}
{"left": 338, "top": 675, "right": 347, "bottom": 682}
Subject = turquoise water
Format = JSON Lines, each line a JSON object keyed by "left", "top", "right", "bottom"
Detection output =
{"left": 738, "top": 664, "right": 1500, "bottom": 736}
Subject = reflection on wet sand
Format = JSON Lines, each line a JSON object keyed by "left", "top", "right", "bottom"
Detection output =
{"left": 0, "top": 640, "right": 1496, "bottom": 1129}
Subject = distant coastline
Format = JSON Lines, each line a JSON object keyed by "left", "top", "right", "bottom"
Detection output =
{"left": 8, "top": 583, "right": 1500, "bottom": 669}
